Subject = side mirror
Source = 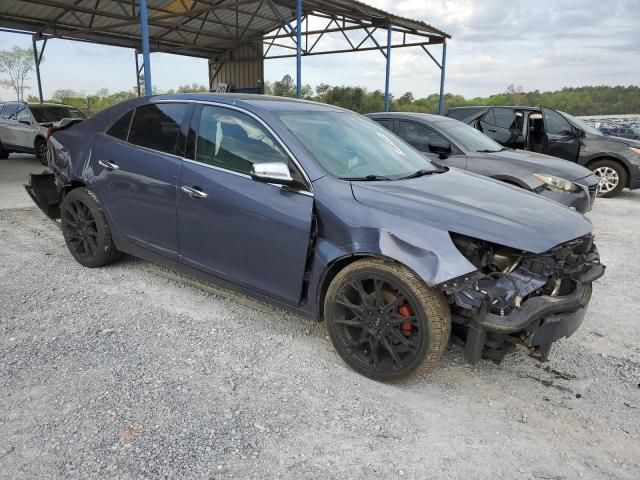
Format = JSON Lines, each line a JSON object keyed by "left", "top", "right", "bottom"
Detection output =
{"left": 250, "top": 162, "right": 295, "bottom": 186}
{"left": 429, "top": 141, "right": 452, "bottom": 159}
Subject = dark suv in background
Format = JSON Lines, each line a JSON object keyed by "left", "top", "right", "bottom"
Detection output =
{"left": 447, "top": 106, "right": 640, "bottom": 197}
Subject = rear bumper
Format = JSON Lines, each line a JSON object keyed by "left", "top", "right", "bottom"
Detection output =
{"left": 24, "top": 172, "right": 61, "bottom": 219}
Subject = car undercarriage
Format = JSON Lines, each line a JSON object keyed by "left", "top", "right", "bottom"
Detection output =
{"left": 441, "top": 233, "right": 605, "bottom": 364}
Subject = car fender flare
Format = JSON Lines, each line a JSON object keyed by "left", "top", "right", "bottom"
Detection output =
{"left": 312, "top": 231, "right": 477, "bottom": 320}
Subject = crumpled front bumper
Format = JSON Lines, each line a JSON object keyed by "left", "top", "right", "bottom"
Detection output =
{"left": 463, "top": 262, "right": 605, "bottom": 363}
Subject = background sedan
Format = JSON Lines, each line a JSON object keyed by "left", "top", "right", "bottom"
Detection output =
{"left": 368, "top": 112, "right": 599, "bottom": 213}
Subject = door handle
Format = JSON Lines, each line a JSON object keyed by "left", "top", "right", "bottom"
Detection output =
{"left": 487, "top": 128, "right": 497, "bottom": 133}
{"left": 181, "top": 186, "right": 208, "bottom": 199}
{"left": 98, "top": 160, "right": 119, "bottom": 170}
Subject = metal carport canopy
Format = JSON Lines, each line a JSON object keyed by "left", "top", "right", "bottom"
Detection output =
{"left": 0, "top": 0, "right": 451, "bottom": 112}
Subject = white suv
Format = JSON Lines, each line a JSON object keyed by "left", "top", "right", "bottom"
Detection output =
{"left": 0, "top": 102, "right": 86, "bottom": 165}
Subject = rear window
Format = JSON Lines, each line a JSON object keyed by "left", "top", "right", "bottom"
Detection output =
{"left": 373, "top": 118, "right": 393, "bottom": 130}
{"left": 128, "top": 103, "right": 188, "bottom": 155}
{"left": 30, "top": 105, "right": 85, "bottom": 123}
{"left": 106, "top": 110, "right": 133, "bottom": 141}
{"left": 447, "top": 108, "right": 484, "bottom": 121}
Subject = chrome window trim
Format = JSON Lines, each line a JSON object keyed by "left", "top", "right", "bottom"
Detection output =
{"left": 152, "top": 98, "right": 314, "bottom": 194}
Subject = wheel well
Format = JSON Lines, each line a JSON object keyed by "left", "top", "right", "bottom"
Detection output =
{"left": 316, "top": 253, "right": 399, "bottom": 321}
{"left": 585, "top": 157, "right": 631, "bottom": 187}
{"left": 61, "top": 180, "right": 87, "bottom": 201}
{"left": 33, "top": 135, "right": 46, "bottom": 148}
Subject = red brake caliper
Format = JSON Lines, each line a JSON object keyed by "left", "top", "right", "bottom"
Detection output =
{"left": 398, "top": 302, "right": 413, "bottom": 336}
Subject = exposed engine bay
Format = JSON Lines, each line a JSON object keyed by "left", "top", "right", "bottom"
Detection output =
{"left": 441, "top": 233, "right": 605, "bottom": 364}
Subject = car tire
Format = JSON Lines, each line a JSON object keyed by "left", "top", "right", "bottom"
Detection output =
{"left": 60, "top": 188, "right": 122, "bottom": 268}
{"left": 0, "top": 141, "right": 9, "bottom": 159}
{"left": 591, "top": 159, "right": 627, "bottom": 198}
{"left": 324, "top": 258, "right": 451, "bottom": 382}
{"left": 35, "top": 137, "right": 48, "bottom": 166}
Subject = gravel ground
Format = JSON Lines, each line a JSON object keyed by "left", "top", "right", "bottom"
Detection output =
{"left": 1, "top": 190, "right": 639, "bottom": 479}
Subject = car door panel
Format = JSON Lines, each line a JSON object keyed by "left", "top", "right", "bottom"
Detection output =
{"left": 92, "top": 134, "right": 182, "bottom": 258}
{"left": 541, "top": 107, "right": 580, "bottom": 161}
{"left": 177, "top": 161, "right": 313, "bottom": 304}
{"left": 177, "top": 104, "right": 313, "bottom": 305}
{"left": 90, "top": 102, "right": 190, "bottom": 259}
{"left": 0, "top": 103, "right": 19, "bottom": 147}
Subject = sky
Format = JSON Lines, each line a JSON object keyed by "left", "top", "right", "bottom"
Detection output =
{"left": 0, "top": 0, "right": 638, "bottom": 101}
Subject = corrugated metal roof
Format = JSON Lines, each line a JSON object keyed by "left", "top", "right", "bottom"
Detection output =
{"left": 0, "top": 0, "right": 449, "bottom": 58}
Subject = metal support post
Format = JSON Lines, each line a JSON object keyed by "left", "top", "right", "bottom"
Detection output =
{"left": 134, "top": 52, "right": 141, "bottom": 97}
{"left": 384, "top": 23, "right": 392, "bottom": 112}
{"left": 31, "top": 36, "right": 46, "bottom": 103}
{"left": 139, "top": 0, "right": 152, "bottom": 95}
{"left": 437, "top": 40, "right": 447, "bottom": 115}
{"left": 296, "top": 0, "right": 302, "bottom": 98}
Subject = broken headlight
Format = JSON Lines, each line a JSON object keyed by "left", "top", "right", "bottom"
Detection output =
{"left": 533, "top": 173, "right": 579, "bottom": 193}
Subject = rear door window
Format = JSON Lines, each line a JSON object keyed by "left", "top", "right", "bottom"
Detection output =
{"left": 397, "top": 121, "right": 446, "bottom": 151}
{"left": 106, "top": 109, "right": 133, "bottom": 141}
{"left": 128, "top": 103, "right": 188, "bottom": 155}
{"left": 373, "top": 119, "right": 393, "bottom": 131}
{"left": 16, "top": 105, "right": 31, "bottom": 123}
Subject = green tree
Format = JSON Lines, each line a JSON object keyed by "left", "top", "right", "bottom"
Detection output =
{"left": 0, "top": 46, "right": 38, "bottom": 101}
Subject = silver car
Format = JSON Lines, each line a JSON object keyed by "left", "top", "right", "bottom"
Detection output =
{"left": 0, "top": 102, "right": 86, "bottom": 165}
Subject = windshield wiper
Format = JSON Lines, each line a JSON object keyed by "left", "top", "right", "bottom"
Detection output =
{"left": 340, "top": 175, "right": 393, "bottom": 181}
{"left": 398, "top": 169, "right": 442, "bottom": 180}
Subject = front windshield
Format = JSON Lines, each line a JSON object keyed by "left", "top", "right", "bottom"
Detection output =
{"left": 277, "top": 111, "right": 436, "bottom": 179}
{"left": 558, "top": 110, "right": 602, "bottom": 136}
{"left": 437, "top": 119, "right": 504, "bottom": 152}
{"left": 30, "top": 106, "right": 86, "bottom": 123}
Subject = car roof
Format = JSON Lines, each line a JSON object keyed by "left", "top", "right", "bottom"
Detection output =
{"left": 448, "top": 105, "right": 542, "bottom": 111}
{"left": 27, "top": 102, "right": 80, "bottom": 108}
{"left": 144, "top": 93, "right": 346, "bottom": 113}
{"left": 367, "top": 112, "right": 461, "bottom": 124}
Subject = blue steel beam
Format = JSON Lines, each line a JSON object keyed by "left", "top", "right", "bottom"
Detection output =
{"left": 296, "top": 0, "right": 302, "bottom": 98}
{"left": 139, "top": 0, "right": 152, "bottom": 95}
{"left": 437, "top": 40, "right": 447, "bottom": 115}
{"left": 384, "top": 24, "right": 392, "bottom": 112}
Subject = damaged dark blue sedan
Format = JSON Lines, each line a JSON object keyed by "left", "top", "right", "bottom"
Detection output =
{"left": 26, "top": 94, "right": 605, "bottom": 381}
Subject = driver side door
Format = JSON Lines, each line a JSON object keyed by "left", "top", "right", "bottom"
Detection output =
{"left": 177, "top": 104, "right": 314, "bottom": 305}
{"left": 541, "top": 107, "right": 581, "bottom": 161}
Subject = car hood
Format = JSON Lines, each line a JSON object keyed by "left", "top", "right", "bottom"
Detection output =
{"left": 485, "top": 149, "right": 593, "bottom": 181}
{"left": 350, "top": 169, "right": 592, "bottom": 254}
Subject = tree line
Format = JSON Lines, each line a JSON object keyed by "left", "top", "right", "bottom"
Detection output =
{"left": 1, "top": 46, "right": 638, "bottom": 116}
{"left": 16, "top": 79, "right": 637, "bottom": 118}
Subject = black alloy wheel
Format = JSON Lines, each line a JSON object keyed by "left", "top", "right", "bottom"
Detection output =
{"left": 325, "top": 258, "right": 450, "bottom": 382}
{"left": 60, "top": 188, "right": 122, "bottom": 268}
{"left": 35, "top": 138, "right": 48, "bottom": 165}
